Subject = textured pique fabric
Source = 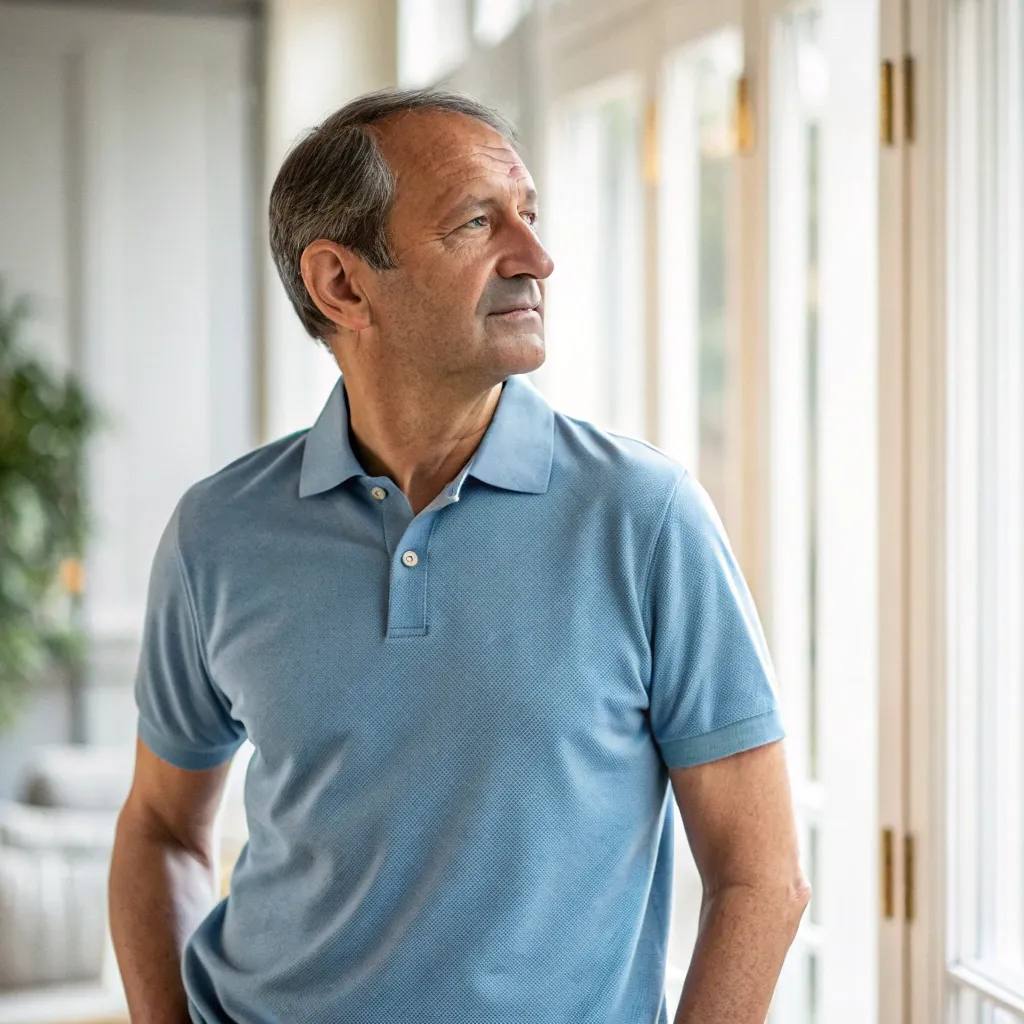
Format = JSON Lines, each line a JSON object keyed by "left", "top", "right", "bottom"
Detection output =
{"left": 133, "top": 371, "right": 785, "bottom": 1024}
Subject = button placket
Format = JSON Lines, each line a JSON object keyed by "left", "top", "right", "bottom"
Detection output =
{"left": 387, "top": 516, "right": 431, "bottom": 634}
{"left": 367, "top": 476, "right": 462, "bottom": 634}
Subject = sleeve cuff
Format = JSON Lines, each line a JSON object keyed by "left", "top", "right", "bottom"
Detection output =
{"left": 656, "top": 709, "right": 786, "bottom": 769}
{"left": 137, "top": 715, "right": 245, "bottom": 772}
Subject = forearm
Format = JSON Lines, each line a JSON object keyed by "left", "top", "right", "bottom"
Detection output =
{"left": 108, "top": 812, "right": 219, "bottom": 1024}
{"left": 673, "top": 882, "right": 809, "bottom": 1024}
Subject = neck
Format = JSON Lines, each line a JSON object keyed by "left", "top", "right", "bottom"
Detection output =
{"left": 337, "top": 362, "right": 504, "bottom": 515}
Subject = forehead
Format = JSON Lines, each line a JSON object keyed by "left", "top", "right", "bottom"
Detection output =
{"left": 375, "top": 109, "right": 535, "bottom": 211}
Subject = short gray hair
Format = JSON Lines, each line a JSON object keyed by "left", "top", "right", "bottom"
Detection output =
{"left": 268, "top": 87, "right": 523, "bottom": 344}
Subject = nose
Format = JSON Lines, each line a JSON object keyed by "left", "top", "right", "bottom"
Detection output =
{"left": 496, "top": 216, "right": 555, "bottom": 282}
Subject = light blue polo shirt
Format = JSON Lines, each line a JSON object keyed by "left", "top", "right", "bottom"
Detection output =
{"left": 134, "top": 371, "right": 784, "bottom": 1024}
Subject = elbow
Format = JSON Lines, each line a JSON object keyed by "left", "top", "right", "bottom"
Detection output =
{"left": 786, "top": 873, "right": 813, "bottom": 929}
{"left": 114, "top": 797, "right": 216, "bottom": 871}
{"left": 701, "top": 867, "right": 812, "bottom": 935}
{"left": 790, "top": 867, "right": 812, "bottom": 906}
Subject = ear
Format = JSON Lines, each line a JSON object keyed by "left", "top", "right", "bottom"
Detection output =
{"left": 300, "top": 240, "right": 373, "bottom": 333}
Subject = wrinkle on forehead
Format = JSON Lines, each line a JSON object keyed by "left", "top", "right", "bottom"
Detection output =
{"left": 407, "top": 142, "right": 526, "bottom": 193}
{"left": 377, "top": 110, "right": 526, "bottom": 186}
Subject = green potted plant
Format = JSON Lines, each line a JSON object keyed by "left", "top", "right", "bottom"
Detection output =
{"left": 0, "top": 280, "right": 102, "bottom": 732}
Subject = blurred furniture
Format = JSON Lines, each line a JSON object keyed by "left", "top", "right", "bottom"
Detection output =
{"left": 0, "top": 983, "right": 127, "bottom": 1024}
{"left": 0, "top": 745, "right": 133, "bottom": 997}
{"left": 0, "top": 740, "right": 251, "bottom": 1023}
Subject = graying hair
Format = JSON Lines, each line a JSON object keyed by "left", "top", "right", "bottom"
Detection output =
{"left": 268, "top": 87, "right": 523, "bottom": 344}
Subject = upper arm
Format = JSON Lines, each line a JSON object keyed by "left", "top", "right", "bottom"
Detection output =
{"left": 134, "top": 498, "right": 246, "bottom": 773}
{"left": 119, "top": 735, "right": 233, "bottom": 858}
{"left": 669, "top": 740, "right": 807, "bottom": 897}
{"left": 645, "top": 470, "right": 784, "bottom": 769}
{"left": 122, "top": 498, "right": 245, "bottom": 853}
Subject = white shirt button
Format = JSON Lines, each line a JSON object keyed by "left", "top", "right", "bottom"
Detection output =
{"left": 401, "top": 550, "right": 419, "bottom": 567}
{"left": 370, "top": 486, "right": 387, "bottom": 500}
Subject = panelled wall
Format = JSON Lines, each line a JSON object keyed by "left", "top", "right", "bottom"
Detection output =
{"left": 0, "top": 1, "right": 258, "bottom": 786}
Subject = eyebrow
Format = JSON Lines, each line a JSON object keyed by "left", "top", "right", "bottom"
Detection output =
{"left": 443, "top": 186, "right": 540, "bottom": 224}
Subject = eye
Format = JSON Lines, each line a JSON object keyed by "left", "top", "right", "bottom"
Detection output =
{"left": 465, "top": 215, "right": 489, "bottom": 229}
{"left": 522, "top": 210, "right": 539, "bottom": 231}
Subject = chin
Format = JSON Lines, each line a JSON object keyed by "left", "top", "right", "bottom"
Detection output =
{"left": 476, "top": 317, "right": 544, "bottom": 374}
{"left": 496, "top": 334, "right": 545, "bottom": 377}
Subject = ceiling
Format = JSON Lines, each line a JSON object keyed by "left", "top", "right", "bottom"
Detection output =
{"left": 8, "top": 0, "right": 262, "bottom": 14}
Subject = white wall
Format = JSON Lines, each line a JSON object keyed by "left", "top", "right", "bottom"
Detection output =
{"left": 0, "top": 2, "right": 258, "bottom": 774}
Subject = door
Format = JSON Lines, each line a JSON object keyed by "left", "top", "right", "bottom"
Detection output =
{"left": 764, "top": 0, "right": 883, "bottom": 1021}
{"left": 539, "top": 9, "right": 649, "bottom": 441}
{"left": 922, "top": 0, "right": 1024, "bottom": 1018}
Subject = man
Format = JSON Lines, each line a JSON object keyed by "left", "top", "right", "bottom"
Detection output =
{"left": 109, "top": 88, "right": 809, "bottom": 1024}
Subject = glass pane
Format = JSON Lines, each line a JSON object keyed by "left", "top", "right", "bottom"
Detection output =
{"left": 768, "top": 2, "right": 825, "bottom": 790}
{"left": 948, "top": 0, "right": 1024, "bottom": 997}
{"left": 542, "top": 81, "right": 645, "bottom": 438}
{"left": 398, "top": 0, "right": 470, "bottom": 87}
{"left": 951, "top": 987, "right": 1024, "bottom": 1024}
{"left": 474, "top": 0, "right": 531, "bottom": 45}
{"left": 659, "top": 29, "right": 744, "bottom": 541}
{"left": 953, "top": 986, "right": 979, "bottom": 1024}
{"left": 808, "top": 823, "right": 822, "bottom": 927}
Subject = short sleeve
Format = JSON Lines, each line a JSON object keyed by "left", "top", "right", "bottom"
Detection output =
{"left": 643, "top": 471, "right": 785, "bottom": 769}
{"left": 134, "top": 501, "right": 247, "bottom": 771}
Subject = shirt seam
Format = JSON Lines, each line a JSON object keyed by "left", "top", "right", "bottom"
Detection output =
{"left": 656, "top": 707, "right": 779, "bottom": 749}
{"left": 639, "top": 468, "right": 689, "bottom": 641}
{"left": 137, "top": 717, "right": 240, "bottom": 767}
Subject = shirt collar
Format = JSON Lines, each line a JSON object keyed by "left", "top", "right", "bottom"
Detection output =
{"left": 298, "top": 372, "right": 554, "bottom": 499}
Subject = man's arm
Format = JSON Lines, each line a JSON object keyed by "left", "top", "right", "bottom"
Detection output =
{"left": 669, "top": 739, "right": 810, "bottom": 1024}
{"left": 109, "top": 736, "right": 233, "bottom": 1024}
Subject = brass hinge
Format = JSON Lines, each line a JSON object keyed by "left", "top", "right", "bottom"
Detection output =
{"left": 880, "top": 56, "right": 916, "bottom": 146}
{"left": 881, "top": 827, "right": 896, "bottom": 918}
{"left": 735, "top": 74, "right": 754, "bottom": 155}
{"left": 643, "top": 98, "right": 659, "bottom": 184}
{"left": 904, "top": 833, "right": 916, "bottom": 922}
{"left": 881, "top": 828, "right": 916, "bottom": 921}
{"left": 880, "top": 60, "right": 895, "bottom": 145}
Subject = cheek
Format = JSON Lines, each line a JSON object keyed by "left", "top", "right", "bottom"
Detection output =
{"left": 421, "top": 263, "right": 491, "bottom": 319}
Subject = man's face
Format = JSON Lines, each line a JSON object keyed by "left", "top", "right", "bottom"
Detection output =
{"left": 365, "top": 109, "right": 555, "bottom": 386}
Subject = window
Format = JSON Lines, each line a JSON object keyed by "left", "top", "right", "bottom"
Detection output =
{"left": 767, "top": 6, "right": 826, "bottom": 1023}
{"left": 947, "top": 0, "right": 1024, "bottom": 1016}
{"left": 398, "top": 0, "right": 470, "bottom": 88}
{"left": 543, "top": 78, "right": 645, "bottom": 438}
{"left": 473, "top": 0, "right": 532, "bottom": 46}
{"left": 658, "top": 27, "right": 744, "bottom": 541}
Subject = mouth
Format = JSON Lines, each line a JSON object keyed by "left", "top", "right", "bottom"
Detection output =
{"left": 488, "top": 305, "right": 540, "bottom": 320}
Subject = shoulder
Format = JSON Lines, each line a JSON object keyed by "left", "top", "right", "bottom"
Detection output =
{"left": 550, "top": 410, "right": 729, "bottom": 561}
{"left": 172, "top": 428, "right": 310, "bottom": 552}
{"left": 551, "top": 409, "right": 690, "bottom": 512}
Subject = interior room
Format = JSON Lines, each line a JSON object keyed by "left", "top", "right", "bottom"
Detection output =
{"left": 0, "top": 0, "right": 1019, "bottom": 1021}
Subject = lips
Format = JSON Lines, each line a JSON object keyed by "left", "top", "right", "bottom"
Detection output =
{"left": 489, "top": 304, "right": 539, "bottom": 315}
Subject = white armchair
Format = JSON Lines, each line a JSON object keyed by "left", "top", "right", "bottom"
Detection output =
{"left": 0, "top": 745, "right": 133, "bottom": 990}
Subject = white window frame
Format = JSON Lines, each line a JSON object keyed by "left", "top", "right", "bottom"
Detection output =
{"left": 898, "top": 0, "right": 948, "bottom": 1020}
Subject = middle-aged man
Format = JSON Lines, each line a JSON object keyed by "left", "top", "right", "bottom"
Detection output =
{"left": 109, "top": 88, "right": 809, "bottom": 1024}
